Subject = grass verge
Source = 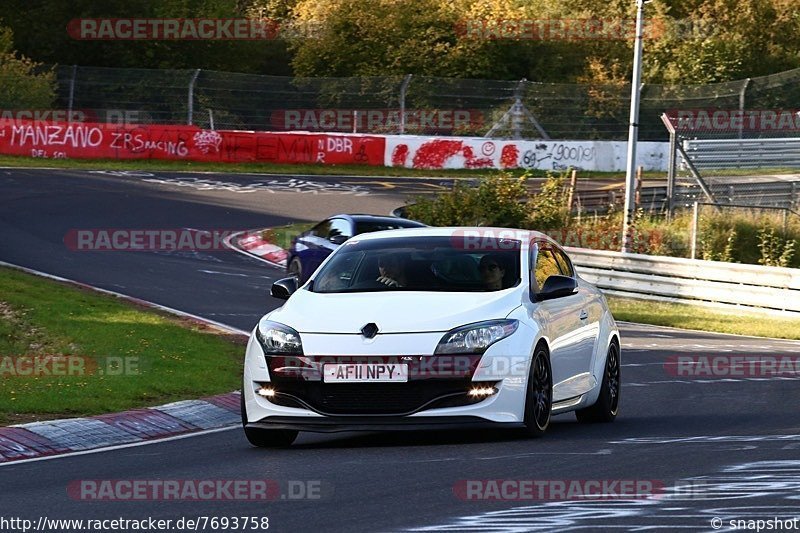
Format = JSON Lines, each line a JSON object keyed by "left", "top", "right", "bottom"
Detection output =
{"left": 0, "top": 267, "right": 244, "bottom": 425}
{"left": 608, "top": 296, "right": 800, "bottom": 340}
{"left": 0, "top": 154, "right": 651, "bottom": 181}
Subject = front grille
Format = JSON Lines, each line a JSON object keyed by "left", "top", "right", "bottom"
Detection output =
{"left": 268, "top": 380, "right": 484, "bottom": 415}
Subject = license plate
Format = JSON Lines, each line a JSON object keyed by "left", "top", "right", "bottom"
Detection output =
{"left": 323, "top": 363, "right": 408, "bottom": 383}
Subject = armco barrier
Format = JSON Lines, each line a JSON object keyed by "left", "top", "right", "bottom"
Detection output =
{"left": 682, "top": 138, "right": 800, "bottom": 170}
{"left": 0, "top": 120, "right": 668, "bottom": 172}
{"left": 566, "top": 247, "right": 800, "bottom": 314}
{"left": 0, "top": 121, "right": 385, "bottom": 166}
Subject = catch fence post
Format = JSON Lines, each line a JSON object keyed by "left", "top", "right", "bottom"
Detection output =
{"left": 188, "top": 69, "right": 201, "bottom": 125}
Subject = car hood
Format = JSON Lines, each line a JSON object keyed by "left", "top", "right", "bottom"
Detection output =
{"left": 268, "top": 288, "right": 524, "bottom": 334}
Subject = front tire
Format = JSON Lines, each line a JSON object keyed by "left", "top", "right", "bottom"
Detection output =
{"left": 287, "top": 257, "right": 302, "bottom": 283}
{"left": 522, "top": 345, "right": 552, "bottom": 438}
{"left": 576, "top": 341, "right": 620, "bottom": 423}
{"left": 241, "top": 392, "right": 298, "bottom": 448}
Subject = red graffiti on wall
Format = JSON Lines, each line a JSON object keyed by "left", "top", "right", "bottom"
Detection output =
{"left": 395, "top": 139, "right": 499, "bottom": 169}
{"left": 461, "top": 145, "right": 493, "bottom": 168}
{"left": 411, "top": 139, "right": 462, "bottom": 168}
{"left": 500, "top": 144, "right": 519, "bottom": 169}
{"left": 391, "top": 144, "right": 409, "bottom": 166}
{"left": 0, "top": 120, "right": 385, "bottom": 166}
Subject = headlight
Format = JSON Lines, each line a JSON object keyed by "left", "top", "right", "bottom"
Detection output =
{"left": 255, "top": 319, "right": 303, "bottom": 355}
{"left": 435, "top": 319, "right": 518, "bottom": 355}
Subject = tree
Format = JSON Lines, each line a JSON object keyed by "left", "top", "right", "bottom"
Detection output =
{"left": 0, "top": 0, "right": 292, "bottom": 74}
{"left": 1, "top": 0, "right": 799, "bottom": 85}
{"left": 643, "top": 0, "right": 800, "bottom": 83}
{"left": 0, "top": 25, "right": 56, "bottom": 109}
{"left": 289, "top": 0, "right": 460, "bottom": 77}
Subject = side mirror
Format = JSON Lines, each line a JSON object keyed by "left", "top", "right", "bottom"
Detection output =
{"left": 271, "top": 277, "right": 298, "bottom": 300}
{"left": 329, "top": 234, "right": 349, "bottom": 245}
{"left": 535, "top": 275, "right": 578, "bottom": 302}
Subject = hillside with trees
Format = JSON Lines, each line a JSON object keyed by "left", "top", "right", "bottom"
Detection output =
{"left": 1, "top": 0, "right": 798, "bottom": 83}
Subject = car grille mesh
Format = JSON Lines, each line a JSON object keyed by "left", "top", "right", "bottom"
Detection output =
{"left": 269, "top": 380, "right": 478, "bottom": 415}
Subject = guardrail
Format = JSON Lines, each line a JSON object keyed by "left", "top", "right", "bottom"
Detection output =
{"left": 682, "top": 138, "right": 800, "bottom": 170}
{"left": 574, "top": 186, "right": 668, "bottom": 213}
{"left": 398, "top": 179, "right": 797, "bottom": 216}
{"left": 566, "top": 247, "right": 800, "bottom": 314}
{"left": 671, "top": 180, "right": 800, "bottom": 209}
{"left": 577, "top": 181, "right": 800, "bottom": 212}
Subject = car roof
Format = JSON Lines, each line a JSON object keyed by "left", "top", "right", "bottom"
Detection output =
{"left": 330, "top": 214, "right": 426, "bottom": 226}
{"left": 345, "top": 226, "right": 552, "bottom": 243}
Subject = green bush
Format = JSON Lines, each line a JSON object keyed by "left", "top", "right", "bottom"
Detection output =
{"left": 405, "top": 172, "right": 529, "bottom": 227}
{"left": 476, "top": 173, "right": 530, "bottom": 227}
{"left": 545, "top": 209, "right": 689, "bottom": 256}
{"left": 526, "top": 172, "right": 569, "bottom": 230}
{"left": 634, "top": 210, "right": 690, "bottom": 257}
{"left": 549, "top": 209, "right": 623, "bottom": 251}
{"left": 757, "top": 227, "right": 796, "bottom": 267}
{"left": 694, "top": 208, "right": 800, "bottom": 267}
{"left": 697, "top": 212, "right": 738, "bottom": 262}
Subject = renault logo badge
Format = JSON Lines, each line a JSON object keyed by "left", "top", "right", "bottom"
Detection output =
{"left": 361, "top": 323, "right": 379, "bottom": 339}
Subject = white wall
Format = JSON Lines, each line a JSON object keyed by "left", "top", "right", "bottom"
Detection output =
{"left": 385, "top": 136, "right": 668, "bottom": 172}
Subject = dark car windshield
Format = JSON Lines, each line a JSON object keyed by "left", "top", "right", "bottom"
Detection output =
{"left": 354, "top": 219, "right": 425, "bottom": 234}
{"left": 312, "top": 236, "right": 520, "bottom": 293}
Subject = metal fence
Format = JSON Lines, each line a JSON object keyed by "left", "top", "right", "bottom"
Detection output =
{"left": 568, "top": 247, "right": 800, "bottom": 315}
{"left": 661, "top": 110, "right": 800, "bottom": 212}
{"left": 43, "top": 64, "right": 800, "bottom": 141}
{"left": 684, "top": 203, "right": 799, "bottom": 262}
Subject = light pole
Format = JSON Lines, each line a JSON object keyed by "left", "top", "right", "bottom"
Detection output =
{"left": 621, "top": 0, "right": 649, "bottom": 253}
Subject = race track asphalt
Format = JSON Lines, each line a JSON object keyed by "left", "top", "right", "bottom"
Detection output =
{"left": 1, "top": 168, "right": 799, "bottom": 532}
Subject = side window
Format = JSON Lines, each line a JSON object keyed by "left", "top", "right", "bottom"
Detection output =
{"left": 534, "top": 246, "right": 561, "bottom": 292}
{"left": 328, "top": 218, "right": 353, "bottom": 240}
{"left": 553, "top": 248, "right": 574, "bottom": 277}
{"left": 309, "top": 220, "right": 331, "bottom": 238}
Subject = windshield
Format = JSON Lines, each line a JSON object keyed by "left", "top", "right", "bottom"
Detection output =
{"left": 312, "top": 236, "right": 521, "bottom": 293}
{"left": 354, "top": 220, "right": 425, "bottom": 234}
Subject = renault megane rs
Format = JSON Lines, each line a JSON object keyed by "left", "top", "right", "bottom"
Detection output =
{"left": 242, "top": 227, "right": 620, "bottom": 447}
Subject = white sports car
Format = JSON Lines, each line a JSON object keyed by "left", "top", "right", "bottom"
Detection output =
{"left": 241, "top": 227, "right": 620, "bottom": 447}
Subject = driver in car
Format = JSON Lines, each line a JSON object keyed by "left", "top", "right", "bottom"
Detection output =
{"left": 377, "top": 253, "right": 408, "bottom": 288}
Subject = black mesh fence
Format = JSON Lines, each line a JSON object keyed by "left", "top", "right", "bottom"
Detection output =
{"left": 27, "top": 64, "right": 800, "bottom": 141}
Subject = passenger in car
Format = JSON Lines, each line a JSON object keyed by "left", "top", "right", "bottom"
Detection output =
{"left": 479, "top": 254, "right": 507, "bottom": 290}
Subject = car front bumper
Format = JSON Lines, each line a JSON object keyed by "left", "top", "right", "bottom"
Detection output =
{"left": 245, "top": 416, "right": 525, "bottom": 433}
{"left": 242, "top": 328, "right": 538, "bottom": 427}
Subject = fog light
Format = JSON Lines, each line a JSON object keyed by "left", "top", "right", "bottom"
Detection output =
{"left": 257, "top": 386, "right": 276, "bottom": 398}
{"left": 468, "top": 386, "right": 496, "bottom": 398}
